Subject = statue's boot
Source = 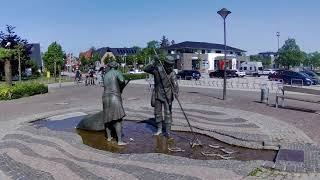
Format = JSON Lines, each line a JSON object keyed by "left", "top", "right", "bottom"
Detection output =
{"left": 164, "top": 114, "right": 173, "bottom": 141}
{"left": 104, "top": 123, "right": 113, "bottom": 142}
{"left": 115, "top": 121, "right": 127, "bottom": 146}
{"left": 153, "top": 122, "right": 162, "bottom": 136}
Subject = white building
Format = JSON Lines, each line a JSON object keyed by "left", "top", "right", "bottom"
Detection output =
{"left": 166, "top": 41, "right": 248, "bottom": 72}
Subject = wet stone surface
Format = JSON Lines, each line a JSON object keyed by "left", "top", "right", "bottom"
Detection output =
{"left": 31, "top": 115, "right": 277, "bottom": 161}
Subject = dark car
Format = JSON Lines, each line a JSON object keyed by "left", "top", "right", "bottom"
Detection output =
{"left": 209, "top": 70, "right": 237, "bottom": 78}
{"left": 176, "top": 70, "right": 201, "bottom": 80}
{"left": 300, "top": 70, "right": 319, "bottom": 85}
{"left": 268, "top": 70, "right": 285, "bottom": 81}
{"left": 281, "top": 70, "right": 313, "bottom": 86}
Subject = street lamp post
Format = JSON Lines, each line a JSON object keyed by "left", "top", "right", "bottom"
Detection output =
{"left": 276, "top": 32, "right": 280, "bottom": 51}
{"left": 54, "top": 60, "right": 57, "bottom": 82}
{"left": 124, "top": 53, "right": 127, "bottom": 73}
{"left": 217, "top": 8, "right": 231, "bottom": 100}
{"left": 276, "top": 32, "right": 280, "bottom": 68}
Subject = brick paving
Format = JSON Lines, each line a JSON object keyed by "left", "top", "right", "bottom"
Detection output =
{"left": 0, "top": 83, "right": 320, "bottom": 179}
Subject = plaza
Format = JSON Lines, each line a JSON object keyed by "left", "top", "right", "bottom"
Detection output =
{"left": 0, "top": 81, "right": 319, "bottom": 179}
{"left": 1, "top": 1, "right": 320, "bottom": 179}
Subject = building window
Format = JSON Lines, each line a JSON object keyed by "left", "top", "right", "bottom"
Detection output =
{"left": 230, "top": 52, "right": 233, "bottom": 54}
{"left": 215, "top": 50, "right": 222, "bottom": 53}
{"left": 207, "top": 50, "right": 211, "bottom": 53}
{"left": 244, "top": 67, "right": 247, "bottom": 70}
{"left": 201, "top": 50, "right": 205, "bottom": 54}
{"left": 250, "top": 67, "right": 252, "bottom": 70}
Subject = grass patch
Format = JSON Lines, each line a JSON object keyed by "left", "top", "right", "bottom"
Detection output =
{"left": 0, "top": 82, "right": 48, "bottom": 100}
{"left": 0, "top": 76, "right": 73, "bottom": 85}
{"left": 248, "top": 167, "right": 264, "bottom": 176}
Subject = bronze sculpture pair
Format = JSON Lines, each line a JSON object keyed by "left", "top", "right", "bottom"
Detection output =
{"left": 77, "top": 55, "right": 178, "bottom": 146}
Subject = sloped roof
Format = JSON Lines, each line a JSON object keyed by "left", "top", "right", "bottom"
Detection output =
{"left": 166, "top": 41, "right": 246, "bottom": 52}
{"left": 95, "top": 47, "right": 138, "bottom": 58}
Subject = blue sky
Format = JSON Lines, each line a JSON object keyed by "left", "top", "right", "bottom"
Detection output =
{"left": 0, "top": 0, "right": 319, "bottom": 55}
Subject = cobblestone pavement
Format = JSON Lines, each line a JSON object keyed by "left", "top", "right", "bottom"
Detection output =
{"left": 1, "top": 84, "right": 320, "bottom": 179}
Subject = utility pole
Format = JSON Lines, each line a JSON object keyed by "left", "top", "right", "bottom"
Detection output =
{"left": 54, "top": 60, "right": 57, "bottom": 82}
{"left": 276, "top": 32, "right": 280, "bottom": 69}
{"left": 276, "top": 32, "right": 280, "bottom": 52}
{"left": 59, "top": 66, "right": 61, "bottom": 88}
{"left": 18, "top": 51, "right": 21, "bottom": 82}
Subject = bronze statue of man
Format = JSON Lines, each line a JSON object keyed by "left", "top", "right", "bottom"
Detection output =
{"left": 144, "top": 56, "right": 178, "bottom": 137}
{"left": 103, "top": 61, "right": 128, "bottom": 145}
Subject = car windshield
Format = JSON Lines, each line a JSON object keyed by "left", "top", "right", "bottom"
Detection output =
{"left": 299, "top": 72, "right": 310, "bottom": 78}
{"left": 303, "top": 71, "right": 317, "bottom": 77}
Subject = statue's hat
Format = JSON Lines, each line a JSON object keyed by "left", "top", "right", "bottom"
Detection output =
{"left": 164, "top": 56, "right": 175, "bottom": 65}
{"left": 108, "top": 61, "right": 118, "bottom": 68}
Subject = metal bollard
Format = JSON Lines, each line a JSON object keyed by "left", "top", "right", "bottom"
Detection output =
{"left": 260, "top": 83, "right": 269, "bottom": 104}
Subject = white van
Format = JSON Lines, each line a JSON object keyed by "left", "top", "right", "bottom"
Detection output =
{"left": 240, "top": 62, "right": 263, "bottom": 76}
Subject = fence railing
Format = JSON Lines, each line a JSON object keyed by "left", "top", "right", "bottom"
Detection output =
{"left": 144, "top": 77, "right": 319, "bottom": 91}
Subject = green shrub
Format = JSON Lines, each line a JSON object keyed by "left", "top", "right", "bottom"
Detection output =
{"left": 0, "top": 82, "right": 48, "bottom": 100}
{"left": 123, "top": 73, "right": 147, "bottom": 80}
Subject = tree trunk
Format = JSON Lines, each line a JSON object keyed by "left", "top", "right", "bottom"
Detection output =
{"left": 4, "top": 59, "right": 12, "bottom": 86}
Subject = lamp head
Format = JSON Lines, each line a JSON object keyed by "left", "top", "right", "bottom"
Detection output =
{"left": 5, "top": 42, "right": 11, "bottom": 48}
{"left": 217, "top": 8, "right": 231, "bottom": 19}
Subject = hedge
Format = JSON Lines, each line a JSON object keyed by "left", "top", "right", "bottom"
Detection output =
{"left": 123, "top": 73, "right": 148, "bottom": 80}
{"left": 0, "top": 82, "right": 48, "bottom": 100}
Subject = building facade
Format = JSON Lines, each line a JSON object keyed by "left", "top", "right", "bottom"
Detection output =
{"left": 166, "top": 41, "right": 247, "bottom": 72}
{"left": 29, "top": 43, "right": 43, "bottom": 71}
{"left": 79, "top": 49, "right": 94, "bottom": 60}
{"left": 95, "top": 47, "right": 138, "bottom": 65}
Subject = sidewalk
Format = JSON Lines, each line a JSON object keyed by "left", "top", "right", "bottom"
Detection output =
{"left": 1, "top": 84, "right": 319, "bottom": 179}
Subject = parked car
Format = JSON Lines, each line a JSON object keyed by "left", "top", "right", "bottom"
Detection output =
{"left": 240, "top": 62, "right": 263, "bottom": 76}
{"left": 300, "top": 70, "right": 319, "bottom": 85}
{"left": 235, "top": 69, "right": 246, "bottom": 77}
{"left": 261, "top": 69, "right": 276, "bottom": 75}
{"left": 281, "top": 70, "right": 313, "bottom": 86}
{"left": 268, "top": 70, "right": 285, "bottom": 81}
{"left": 209, "top": 70, "right": 237, "bottom": 78}
{"left": 176, "top": 70, "right": 201, "bottom": 80}
{"left": 128, "top": 69, "right": 144, "bottom": 74}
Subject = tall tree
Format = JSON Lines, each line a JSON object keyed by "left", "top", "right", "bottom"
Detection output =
{"left": 147, "top": 40, "right": 160, "bottom": 49}
{"left": 276, "top": 38, "right": 305, "bottom": 69}
{"left": 43, "top": 42, "right": 65, "bottom": 75}
{"left": 160, "top": 35, "right": 170, "bottom": 48}
{"left": 80, "top": 55, "right": 90, "bottom": 71}
{"left": 0, "top": 25, "right": 29, "bottom": 85}
{"left": 90, "top": 52, "right": 100, "bottom": 62}
{"left": 304, "top": 52, "right": 320, "bottom": 69}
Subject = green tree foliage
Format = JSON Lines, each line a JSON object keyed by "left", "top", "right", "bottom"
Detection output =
{"left": 90, "top": 52, "right": 100, "bottom": 62}
{"left": 0, "top": 25, "right": 30, "bottom": 85}
{"left": 43, "top": 42, "right": 65, "bottom": 74}
{"left": 0, "top": 48, "right": 13, "bottom": 59}
{"left": 25, "top": 59, "right": 39, "bottom": 76}
{"left": 80, "top": 55, "right": 90, "bottom": 71}
{"left": 276, "top": 38, "right": 305, "bottom": 69}
{"left": 160, "top": 35, "right": 170, "bottom": 48}
{"left": 304, "top": 52, "right": 320, "bottom": 69}
{"left": 250, "top": 55, "right": 272, "bottom": 67}
{"left": 103, "top": 54, "right": 115, "bottom": 65}
{"left": 147, "top": 40, "right": 160, "bottom": 49}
